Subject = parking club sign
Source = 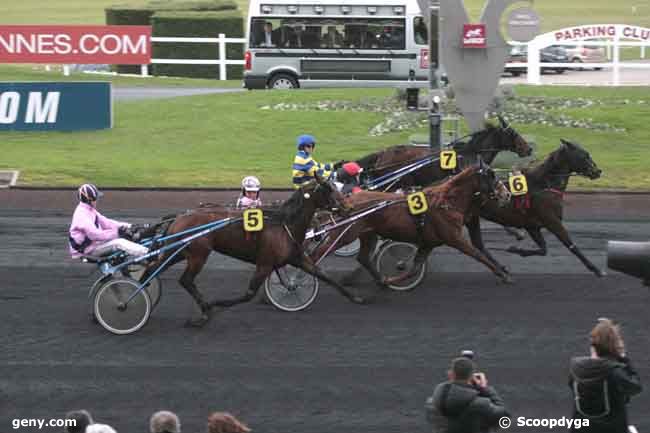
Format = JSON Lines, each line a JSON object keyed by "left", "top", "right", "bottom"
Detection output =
{"left": 462, "top": 24, "right": 486, "bottom": 48}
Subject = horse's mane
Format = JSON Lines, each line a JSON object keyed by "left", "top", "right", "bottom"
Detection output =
{"left": 424, "top": 166, "right": 478, "bottom": 206}
{"left": 453, "top": 123, "right": 497, "bottom": 152}
{"left": 522, "top": 145, "right": 562, "bottom": 184}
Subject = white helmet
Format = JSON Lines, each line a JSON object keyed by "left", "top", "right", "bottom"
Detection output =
{"left": 242, "top": 176, "right": 261, "bottom": 192}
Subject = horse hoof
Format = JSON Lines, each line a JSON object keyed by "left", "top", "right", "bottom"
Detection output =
{"left": 506, "top": 246, "right": 520, "bottom": 254}
{"left": 596, "top": 270, "right": 607, "bottom": 278}
{"left": 351, "top": 296, "right": 366, "bottom": 305}
{"left": 501, "top": 274, "right": 514, "bottom": 284}
{"left": 184, "top": 313, "right": 210, "bottom": 328}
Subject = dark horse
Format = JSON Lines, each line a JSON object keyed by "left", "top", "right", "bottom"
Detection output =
{"left": 319, "top": 164, "right": 513, "bottom": 289}
{"left": 147, "top": 179, "right": 364, "bottom": 327}
{"left": 466, "top": 139, "right": 605, "bottom": 277}
{"left": 354, "top": 115, "right": 532, "bottom": 190}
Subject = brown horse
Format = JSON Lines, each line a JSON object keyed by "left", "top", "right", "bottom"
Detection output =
{"left": 466, "top": 139, "right": 605, "bottom": 277}
{"left": 353, "top": 115, "right": 532, "bottom": 189}
{"left": 149, "top": 179, "right": 364, "bottom": 327}
{"left": 314, "top": 164, "right": 513, "bottom": 290}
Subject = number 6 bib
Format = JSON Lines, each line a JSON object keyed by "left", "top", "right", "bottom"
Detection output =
{"left": 508, "top": 174, "right": 528, "bottom": 196}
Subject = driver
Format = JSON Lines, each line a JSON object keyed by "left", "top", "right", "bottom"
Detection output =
{"left": 68, "top": 184, "right": 149, "bottom": 259}
{"left": 292, "top": 134, "right": 334, "bottom": 189}
{"left": 236, "top": 176, "right": 263, "bottom": 208}
{"left": 335, "top": 162, "right": 364, "bottom": 195}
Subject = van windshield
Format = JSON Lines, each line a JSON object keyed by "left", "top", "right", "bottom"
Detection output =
{"left": 249, "top": 17, "right": 406, "bottom": 49}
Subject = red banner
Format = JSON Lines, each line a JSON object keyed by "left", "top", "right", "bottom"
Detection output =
{"left": 0, "top": 25, "right": 151, "bottom": 64}
{"left": 462, "top": 24, "right": 487, "bottom": 48}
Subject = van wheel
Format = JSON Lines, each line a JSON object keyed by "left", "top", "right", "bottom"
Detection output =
{"left": 268, "top": 73, "right": 298, "bottom": 89}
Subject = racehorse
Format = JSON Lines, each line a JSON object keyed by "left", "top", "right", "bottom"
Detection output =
{"left": 147, "top": 178, "right": 364, "bottom": 327}
{"left": 317, "top": 164, "right": 513, "bottom": 290}
{"left": 354, "top": 115, "right": 532, "bottom": 189}
{"left": 466, "top": 138, "right": 605, "bottom": 277}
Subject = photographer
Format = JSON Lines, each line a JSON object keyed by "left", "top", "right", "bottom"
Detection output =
{"left": 569, "top": 318, "right": 642, "bottom": 433}
{"left": 427, "top": 354, "right": 508, "bottom": 433}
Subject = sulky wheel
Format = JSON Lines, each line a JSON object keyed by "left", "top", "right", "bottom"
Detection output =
{"left": 264, "top": 265, "right": 319, "bottom": 312}
{"left": 334, "top": 239, "right": 361, "bottom": 257}
{"left": 126, "top": 264, "right": 162, "bottom": 311}
{"left": 94, "top": 277, "right": 151, "bottom": 335}
{"left": 375, "top": 241, "right": 427, "bottom": 291}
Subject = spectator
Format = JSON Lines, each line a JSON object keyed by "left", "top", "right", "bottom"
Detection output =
{"left": 64, "top": 410, "right": 93, "bottom": 433}
{"left": 85, "top": 424, "right": 117, "bottom": 433}
{"left": 150, "top": 410, "right": 181, "bottom": 433}
{"left": 207, "top": 412, "right": 251, "bottom": 433}
{"left": 257, "top": 22, "right": 280, "bottom": 47}
{"left": 569, "top": 318, "right": 642, "bottom": 432}
{"left": 427, "top": 356, "right": 508, "bottom": 433}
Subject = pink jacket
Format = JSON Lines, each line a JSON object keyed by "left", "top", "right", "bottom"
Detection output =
{"left": 68, "top": 202, "right": 129, "bottom": 258}
{"left": 236, "top": 196, "right": 262, "bottom": 209}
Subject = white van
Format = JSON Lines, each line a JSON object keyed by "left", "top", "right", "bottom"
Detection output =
{"left": 243, "top": 0, "right": 429, "bottom": 89}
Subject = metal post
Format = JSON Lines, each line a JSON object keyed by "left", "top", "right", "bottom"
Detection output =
{"left": 612, "top": 36, "right": 620, "bottom": 86}
{"left": 429, "top": 0, "right": 442, "bottom": 150}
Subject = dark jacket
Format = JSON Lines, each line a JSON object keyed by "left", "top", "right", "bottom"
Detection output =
{"left": 429, "top": 381, "right": 507, "bottom": 433}
{"left": 569, "top": 356, "right": 642, "bottom": 433}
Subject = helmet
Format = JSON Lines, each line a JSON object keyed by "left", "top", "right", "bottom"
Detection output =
{"left": 78, "top": 183, "right": 102, "bottom": 203}
{"left": 296, "top": 134, "right": 316, "bottom": 150}
{"left": 342, "top": 162, "right": 363, "bottom": 177}
{"left": 241, "top": 176, "right": 261, "bottom": 192}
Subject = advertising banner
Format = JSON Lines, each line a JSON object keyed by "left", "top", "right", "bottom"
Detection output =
{"left": 462, "top": 24, "right": 487, "bottom": 48}
{"left": 0, "top": 25, "right": 151, "bottom": 64}
{"left": 0, "top": 82, "right": 112, "bottom": 131}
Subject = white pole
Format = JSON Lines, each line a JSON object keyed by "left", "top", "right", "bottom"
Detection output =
{"left": 642, "top": 45, "right": 646, "bottom": 59}
{"left": 140, "top": 64, "right": 149, "bottom": 77}
{"left": 527, "top": 40, "right": 541, "bottom": 85}
{"left": 63, "top": 65, "right": 70, "bottom": 76}
{"left": 219, "top": 33, "right": 227, "bottom": 80}
{"left": 45, "top": 65, "right": 51, "bottom": 72}
{"left": 612, "top": 36, "right": 620, "bottom": 86}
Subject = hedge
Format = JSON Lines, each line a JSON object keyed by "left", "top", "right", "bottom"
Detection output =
{"left": 151, "top": 10, "right": 244, "bottom": 79}
{"left": 105, "top": 0, "right": 238, "bottom": 73}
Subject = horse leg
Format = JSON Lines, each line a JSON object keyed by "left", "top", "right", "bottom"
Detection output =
{"left": 503, "top": 226, "right": 526, "bottom": 241}
{"left": 507, "top": 227, "right": 548, "bottom": 257}
{"left": 466, "top": 215, "right": 510, "bottom": 275}
{"left": 179, "top": 250, "right": 212, "bottom": 328}
{"left": 346, "top": 233, "right": 385, "bottom": 288}
{"left": 296, "top": 253, "right": 367, "bottom": 304}
{"left": 544, "top": 218, "right": 606, "bottom": 277}
{"left": 383, "top": 245, "right": 432, "bottom": 285}
{"left": 445, "top": 236, "right": 512, "bottom": 283}
{"left": 209, "top": 263, "right": 273, "bottom": 308}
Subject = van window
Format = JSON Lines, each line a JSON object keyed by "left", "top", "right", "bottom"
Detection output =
{"left": 249, "top": 17, "right": 406, "bottom": 49}
{"left": 413, "top": 16, "right": 427, "bottom": 45}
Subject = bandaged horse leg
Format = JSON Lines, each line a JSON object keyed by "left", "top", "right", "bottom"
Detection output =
{"left": 544, "top": 217, "right": 605, "bottom": 277}
{"left": 446, "top": 235, "right": 512, "bottom": 283}
{"left": 209, "top": 263, "right": 273, "bottom": 308}
{"left": 503, "top": 226, "right": 526, "bottom": 241}
{"left": 507, "top": 227, "right": 548, "bottom": 257}
{"left": 347, "top": 232, "right": 385, "bottom": 288}
{"left": 383, "top": 245, "right": 432, "bottom": 285}
{"left": 178, "top": 249, "right": 212, "bottom": 327}
{"left": 296, "top": 253, "right": 367, "bottom": 304}
{"left": 466, "top": 215, "right": 510, "bottom": 275}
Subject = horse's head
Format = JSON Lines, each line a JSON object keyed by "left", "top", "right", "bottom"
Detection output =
{"left": 496, "top": 115, "right": 533, "bottom": 157}
{"left": 559, "top": 138, "right": 602, "bottom": 180}
{"left": 308, "top": 174, "right": 351, "bottom": 214}
{"left": 477, "top": 159, "right": 511, "bottom": 207}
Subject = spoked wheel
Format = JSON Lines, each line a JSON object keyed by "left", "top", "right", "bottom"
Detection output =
{"left": 334, "top": 239, "right": 361, "bottom": 257}
{"left": 126, "top": 264, "right": 162, "bottom": 310}
{"left": 375, "top": 242, "right": 427, "bottom": 291}
{"left": 94, "top": 278, "right": 151, "bottom": 335}
{"left": 264, "top": 266, "right": 319, "bottom": 312}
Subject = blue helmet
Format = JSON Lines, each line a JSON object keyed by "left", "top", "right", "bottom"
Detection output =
{"left": 296, "top": 134, "right": 316, "bottom": 150}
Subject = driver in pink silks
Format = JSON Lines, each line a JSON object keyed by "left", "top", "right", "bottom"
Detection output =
{"left": 236, "top": 176, "right": 262, "bottom": 209}
{"left": 68, "top": 184, "right": 149, "bottom": 259}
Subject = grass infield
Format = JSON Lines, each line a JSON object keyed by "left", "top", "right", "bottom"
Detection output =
{"left": 0, "top": 85, "right": 649, "bottom": 189}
